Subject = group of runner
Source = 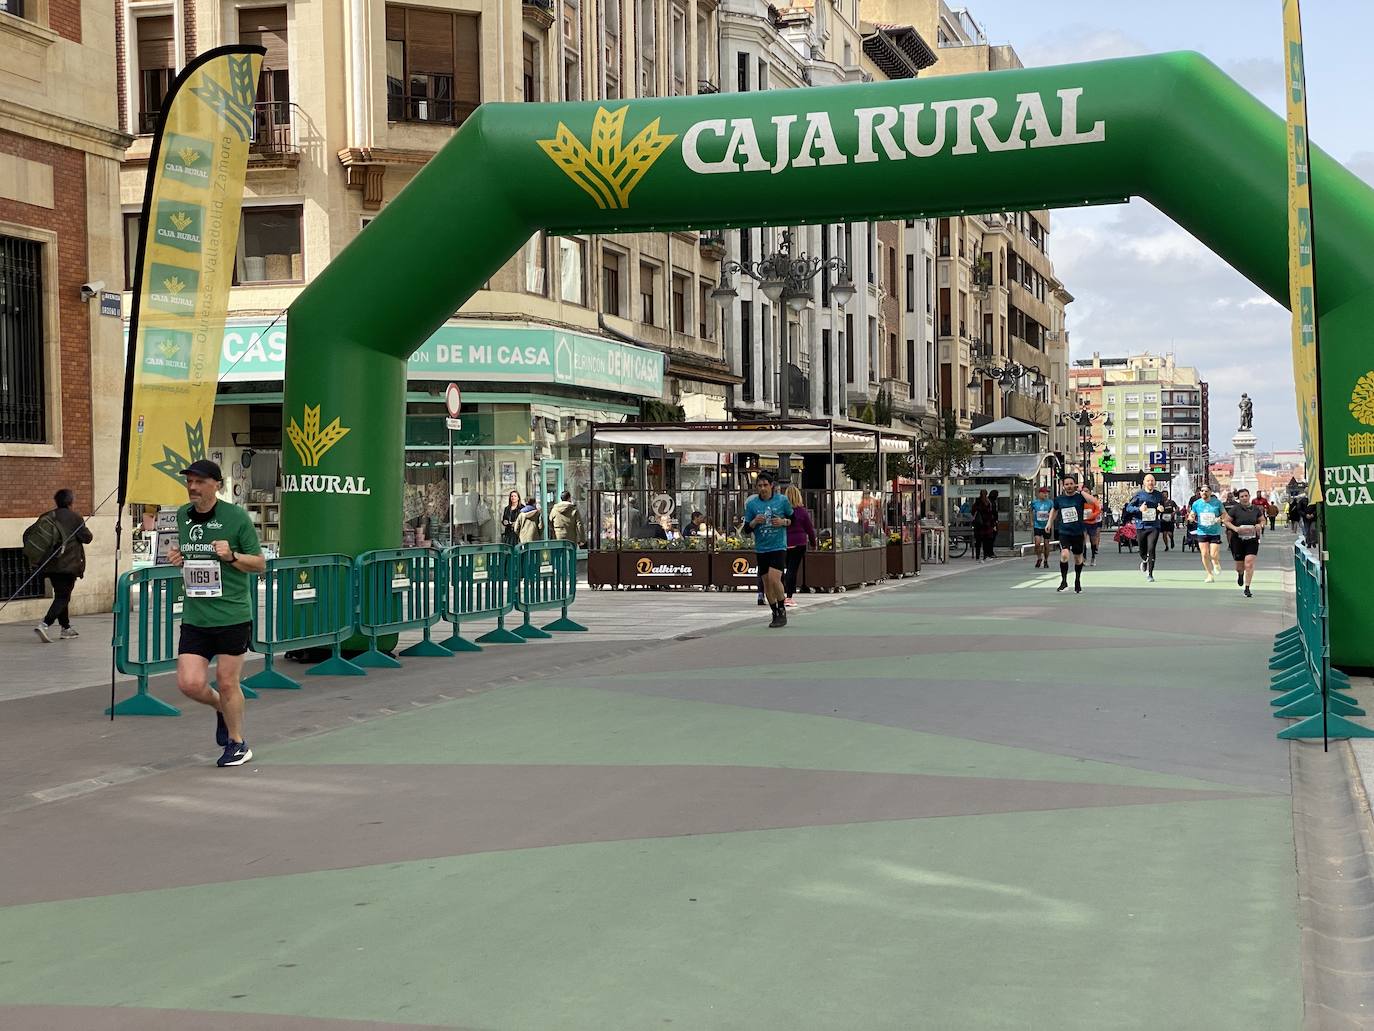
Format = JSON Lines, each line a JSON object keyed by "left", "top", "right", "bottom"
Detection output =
{"left": 1030, "top": 474, "right": 1266, "bottom": 596}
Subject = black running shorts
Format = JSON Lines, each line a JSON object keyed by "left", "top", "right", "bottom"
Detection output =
{"left": 179, "top": 621, "right": 252, "bottom": 660}
{"left": 756, "top": 550, "right": 787, "bottom": 574}
{"left": 1230, "top": 535, "right": 1261, "bottom": 560}
{"left": 1059, "top": 535, "right": 1086, "bottom": 557}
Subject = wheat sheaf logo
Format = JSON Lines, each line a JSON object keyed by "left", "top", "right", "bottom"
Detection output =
{"left": 168, "top": 211, "right": 194, "bottom": 232}
{"left": 537, "top": 106, "right": 677, "bottom": 210}
{"left": 298, "top": 570, "right": 310, "bottom": 584}
{"left": 157, "top": 339, "right": 182, "bottom": 358}
{"left": 177, "top": 146, "right": 201, "bottom": 167}
{"left": 287, "top": 404, "right": 350, "bottom": 467}
{"left": 162, "top": 274, "right": 186, "bottom": 295}
{"left": 1350, "top": 372, "right": 1374, "bottom": 427}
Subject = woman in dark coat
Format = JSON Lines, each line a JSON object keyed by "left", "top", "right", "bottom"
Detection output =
{"left": 499, "top": 489, "right": 521, "bottom": 546}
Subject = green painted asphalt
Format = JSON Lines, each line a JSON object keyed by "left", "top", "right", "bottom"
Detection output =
{"left": 0, "top": 801, "right": 1298, "bottom": 1030}
{"left": 268, "top": 682, "right": 1236, "bottom": 790}
{"left": 0, "top": 548, "right": 1301, "bottom": 1029}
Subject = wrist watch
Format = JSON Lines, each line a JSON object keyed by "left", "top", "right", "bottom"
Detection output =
{"left": 224, "top": 550, "right": 237, "bottom": 564}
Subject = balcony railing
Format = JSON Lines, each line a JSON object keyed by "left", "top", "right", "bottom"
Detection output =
{"left": 249, "top": 101, "right": 302, "bottom": 163}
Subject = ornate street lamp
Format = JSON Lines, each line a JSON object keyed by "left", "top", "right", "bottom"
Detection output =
{"left": 1056, "top": 397, "right": 1112, "bottom": 489}
{"left": 710, "top": 229, "right": 856, "bottom": 481}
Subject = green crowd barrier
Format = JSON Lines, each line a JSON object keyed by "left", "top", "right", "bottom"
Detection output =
{"left": 354, "top": 547, "right": 452, "bottom": 668}
{"left": 243, "top": 554, "right": 365, "bottom": 690}
{"left": 107, "top": 566, "right": 185, "bottom": 716}
{"left": 512, "top": 540, "right": 587, "bottom": 640}
{"left": 438, "top": 543, "right": 523, "bottom": 649}
{"left": 106, "top": 564, "right": 260, "bottom": 716}
{"left": 1273, "top": 543, "right": 1372, "bottom": 741}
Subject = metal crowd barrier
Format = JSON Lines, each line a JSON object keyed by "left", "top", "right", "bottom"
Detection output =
{"left": 512, "top": 540, "right": 587, "bottom": 639}
{"left": 438, "top": 543, "right": 522, "bottom": 648}
{"left": 243, "top": 554, "right": 363, "bottom": 690}
{"left": 1271, "top": 542, "right": 1372, "bottom": 742}
{"left": 107, "top": 565, "right": 185, "bottom": 716}
{"left": 354, "top": 547, "right": 452, "bottom": 667}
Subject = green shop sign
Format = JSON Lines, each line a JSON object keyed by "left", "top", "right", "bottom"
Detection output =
{"left": 215, "top": 319, "right": 664, "bottom": 398}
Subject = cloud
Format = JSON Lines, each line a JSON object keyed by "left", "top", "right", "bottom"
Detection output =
{"left": 1052, "top": 201, "right": 1299, "bottom": 454}
{"left": 1019, "top": 26, "right": 1149, "bottom": 67}
{"left": 1344, "top": 151, "right": 1374, "bottom": 188}
{"left": 1222, "top": 56, "right": 1285, "bottom": 98}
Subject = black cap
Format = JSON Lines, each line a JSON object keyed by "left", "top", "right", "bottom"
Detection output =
{"left": 181, "top": 459, "right": 223, "bottom": 482}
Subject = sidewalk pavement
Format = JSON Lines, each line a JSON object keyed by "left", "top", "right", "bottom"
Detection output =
{"left": 0, "top": 545, "right": 1368, "bottom": 1028}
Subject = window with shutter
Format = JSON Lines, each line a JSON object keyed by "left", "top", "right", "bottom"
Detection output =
{"left": 385, "top": 5, "right": 480, "bottom": 125}
{"left": 0, "top": 235, "right": 46, "bottom": 444}
{"left": 136, "top": 15, "right": 175, "bottom": 134}
{"left": 239, "top": 7, "right": 291, "bottom": 147}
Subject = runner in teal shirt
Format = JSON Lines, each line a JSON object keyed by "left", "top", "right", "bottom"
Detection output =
{"left": 1031, "top": 486, "right": 1054, "bottom": 569}
{"left": 742, "top": 471, "right": 794, "bottom": 629}
{"left": 1189, "top": 484, "right": 1225, "bottom": 582}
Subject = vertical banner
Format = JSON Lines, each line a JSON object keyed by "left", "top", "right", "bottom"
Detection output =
{"left": 1282, "top": 0, "right": 1323, "bottom": 502}
{"left": 118, "top": 46, "right": 264, "bottom": 506}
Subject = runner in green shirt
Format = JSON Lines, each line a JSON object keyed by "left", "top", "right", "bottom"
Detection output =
{"left": 167, "top": 460, "right": 265, "bottom": 767}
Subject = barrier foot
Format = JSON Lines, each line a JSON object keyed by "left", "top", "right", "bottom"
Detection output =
{"left": 1330, "top": 668, "right": 1353, "bottom": 688}
{"left": 1268, "top": 649, "right": 1304, "bottom": 671}
{"left": 354, "top": 645, "right": 403, "bottom": 669}
{"left": 1275, "top": 695, "right": 1365, "bottom": 720}
{"left": 476, "top": 626, "right": 525, "bottom": 644}
{"left": 307, "top": 654, "right": 367, "bottom": 677}
{"left": 400, "top": 638, "right": 454, "bottom": 658}
{"left": 1278, "top": 712, "right": 1374, "bottom": 740}
{"left": 1271, "top": 683, "right": 1318, "bottom": 707}
{"left": 1272, "top": 667, "right": 1310, "bottom": 690}
{"left": 1273, "top": 626, "right": 1300, "bottom": 643}
{"left": 514, "top": 622, "right": 553, "bottom": 640}
{"left": 439, "top": 634, "right": 482, "bottom": 652}
{"left": 106, "top": 684, "right": 181, "bottom": 717}
{"left": 243, "top": 656, "right": 301, "bottom": 690}
{"left": 543, "top": 609, "right": 587, "bottom": 633}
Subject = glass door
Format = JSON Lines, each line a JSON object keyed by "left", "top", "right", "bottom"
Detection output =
{"left": 540, "top": 459, "right": 565, "bottom": 540}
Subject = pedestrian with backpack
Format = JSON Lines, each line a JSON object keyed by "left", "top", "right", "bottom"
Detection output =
{"left": 26, "top": 489, "right": 94, "bottom": 642}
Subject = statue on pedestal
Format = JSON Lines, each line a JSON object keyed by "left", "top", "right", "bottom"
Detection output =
{"left": 1239, "top": 393, "right": 1254, "bottom": 432}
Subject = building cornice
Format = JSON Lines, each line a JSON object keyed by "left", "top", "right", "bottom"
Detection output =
{"left": 0, "top": 104, "right": 132, "bottom": 161}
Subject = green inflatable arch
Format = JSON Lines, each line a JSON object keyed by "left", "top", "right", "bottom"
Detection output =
{"left": 282, "top": 52, "right": 1374, "bottom": 667}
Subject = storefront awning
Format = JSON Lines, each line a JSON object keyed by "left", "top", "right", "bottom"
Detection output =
{"left": 966, "top": 454, "right": 1053, "bottom": 478}
{"left": 591, "top": 425, "right": 912, "bottom": 454}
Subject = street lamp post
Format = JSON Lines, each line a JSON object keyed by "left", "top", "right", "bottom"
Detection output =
{"left": 712, "top": 229, "right": 855, "bottom": 482}
{"left": 1056, "top": 397, "right": 1111, "bottom": 491}
{"left": 967, "top": 350, "right": 1047, "bottom": 418}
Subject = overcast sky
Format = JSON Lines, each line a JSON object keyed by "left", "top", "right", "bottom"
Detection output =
{"left": 953, "top": 0, "right": 1371, "bottom": 454}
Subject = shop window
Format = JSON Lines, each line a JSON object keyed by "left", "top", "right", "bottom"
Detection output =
{"left": 235, "top": 206, "right": 304, "bottom": 284}
{"left": 385, "top": 5, "right": 480, "bottom": 126}
{"left": 136, "top": 14, "right": 175, "bottom": 134}
{"left": 639, "top": 260, "right": 659, "bottom": 324}
{"left": 0, "top": 234, "right": 45, "bottom": 444}
{"left": 559, "top": 237, "right": 586, "bottom": 305}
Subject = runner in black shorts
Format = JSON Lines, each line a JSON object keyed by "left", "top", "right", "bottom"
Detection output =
{"left": 1223, "top": 487, "right": 1265, "bottom": 598}
{"left": 168, "top": 460, "right": 266, "bottom": 766}
{"left": 1045, "top": 474, "right": 1099, "bottom": 595}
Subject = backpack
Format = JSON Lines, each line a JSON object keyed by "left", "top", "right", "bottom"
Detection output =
{"left": 22, "top": 511, "right": 63, "bottom": 568}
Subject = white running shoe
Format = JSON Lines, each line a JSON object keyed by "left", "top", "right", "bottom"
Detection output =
{"left": 34, "top": 625, "right": 52, "bottom": 643}
{"left": 1204, "top": 574, "right": 1215, "bottom": 583}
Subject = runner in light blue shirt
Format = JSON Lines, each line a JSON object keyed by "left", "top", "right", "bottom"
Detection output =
{"left": 1188, "top": 484, "right": 1225, "bottom": 582}
{"left": 1031, "top": 485, "right": 1054, "bottom": 569}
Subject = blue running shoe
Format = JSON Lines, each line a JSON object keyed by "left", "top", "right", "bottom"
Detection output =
{"left": 215, "top": 711, "right": 228, "bottom": 748}
{"left": 217, "top": 741, "right": 253, "bottom": 767}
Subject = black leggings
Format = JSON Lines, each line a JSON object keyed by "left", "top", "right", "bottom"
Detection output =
{"left": 1138, "top": 528, "right": 1161, "bottom": 573}
{"left": 784, "top": 545, "right": 806, "bottom": 597}
{"left": 43, "top": 573, "right": 77, "bottom": 628}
